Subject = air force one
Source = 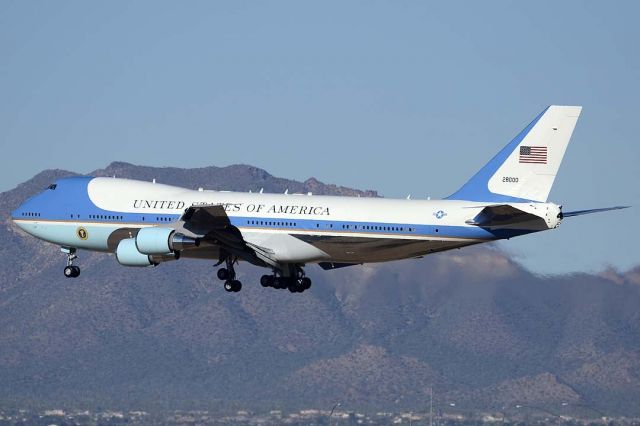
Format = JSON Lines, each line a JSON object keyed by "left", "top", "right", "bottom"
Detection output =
{"left": 11, "top": 106, "right": 628, "bottom": 293}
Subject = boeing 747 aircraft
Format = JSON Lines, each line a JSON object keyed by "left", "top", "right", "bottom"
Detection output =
{"left": 11, "top": 106, "right": 627, "bottom": 293}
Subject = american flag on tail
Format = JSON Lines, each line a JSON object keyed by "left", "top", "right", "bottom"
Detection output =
{"left": 519, "top": 146, "right": 547, "bottom": 164}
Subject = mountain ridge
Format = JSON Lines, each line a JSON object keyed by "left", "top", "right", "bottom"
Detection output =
{"left": 1, "top": 163, "right": 639, "bottom": 417}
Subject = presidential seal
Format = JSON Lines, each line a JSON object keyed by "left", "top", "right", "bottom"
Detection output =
{"left": 76, "top": 227, "right": 88, "bottom": 240}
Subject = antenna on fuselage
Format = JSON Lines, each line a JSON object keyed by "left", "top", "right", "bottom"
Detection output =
{"left": 407, "top": 194, "right": 411, "bottom": 200}
{"left": 284, "top": 189, "right": 289, "bottom": 195}
{"left": 152, "top": 179, "right": 156, "bottom": 184}
{"left": 259, "top": 188, "right": 264, "bottom": 194}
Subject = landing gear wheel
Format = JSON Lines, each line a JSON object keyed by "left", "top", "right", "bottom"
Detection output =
{"left": 224, "top": 280, "right": 242, "bottom": 292}
{"left": 217, "top": 268, "right": 230, "bottom": 281}
{"left": 64, "top": 266, "right": 75, "bottom": 278}
{"left": 260, "top": 275, "right": 273, "bottom": 287}
{"left": 301, "top": 277, "right": 311, "bottom": 290}
{"left": 273, "top": 277, "right": 286, "bottom": 289}
{"left": 286, "top": 278, "right": 304, "bottom": 293}
{"left": 64, "top": 265, "right": 80, "bottom": 278}
{"left": 288, "top": 283, "right": 300, "bottom": 293}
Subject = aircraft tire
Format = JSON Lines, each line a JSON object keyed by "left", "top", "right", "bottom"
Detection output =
{"left": 260, "top": 275, "right": 272, "bottom": 287}
{"left": 64, "top": 265, "right": 79, "bottom": 278}
{"left": 273, "top": 277, "right": 284, "bottom": 289}
{"left": 301, "top": 277, "right": 311, "bottom": 290}
{"left": 217, "top": 268, "right": 230, "bottom": 281}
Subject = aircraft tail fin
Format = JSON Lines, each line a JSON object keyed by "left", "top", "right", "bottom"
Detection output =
{"left": 447, "top": 105, "right": 582, "bottom": 203}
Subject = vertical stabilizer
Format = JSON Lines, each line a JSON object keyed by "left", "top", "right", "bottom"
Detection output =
{"left": 447, "top": 105, "right": 582, "bottom": 203}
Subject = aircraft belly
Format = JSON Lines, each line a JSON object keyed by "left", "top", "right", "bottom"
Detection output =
{"left": 296, "top": 235, "right": 477, "bottom": 263}
{"left": 178, "top": 246, "right": 221, "bottom": 260}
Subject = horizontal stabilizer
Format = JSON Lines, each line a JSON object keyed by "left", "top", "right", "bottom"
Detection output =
{"left": 562, "top": 206, "right": 630, "bottom": 218}
{"left": 466, "top": 204, "right": 545, "bottom": 227}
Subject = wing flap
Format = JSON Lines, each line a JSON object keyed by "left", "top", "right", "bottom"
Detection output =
{"left": 318, "top": 262, "right": 360, "bottom": 270}
{"left": 179, "top": 204, "right": 268, "bottom": 265}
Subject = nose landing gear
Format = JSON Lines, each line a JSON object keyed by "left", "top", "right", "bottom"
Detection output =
{"left": 62, "top": 247, "right": 80, "bottom": 278}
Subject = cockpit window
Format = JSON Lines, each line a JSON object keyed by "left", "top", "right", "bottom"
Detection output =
{"left": 47, "top": 184, "right": 57, "bottom": 190}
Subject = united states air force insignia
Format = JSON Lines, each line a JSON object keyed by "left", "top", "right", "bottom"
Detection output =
{"left": 76, "top": 227, "right": 89, "bottom": 240}
{"left": 434, "top": 210, "right": 447, "bottom": 219}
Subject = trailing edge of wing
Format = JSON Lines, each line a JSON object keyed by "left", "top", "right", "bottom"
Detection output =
{"left": 562, "top": 206, "right": 630, "bottom": 218}
{"left": 318, "top": 262, "right": 360, "bottom": 270}
{"left": 179, "top": 204, "right": 272, "bottom": 266}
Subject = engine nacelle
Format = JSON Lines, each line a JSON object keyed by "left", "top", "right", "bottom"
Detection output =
{"left": 116, "top": 238, "right": 179, "bottom": 267}
{"left": 116, "top": 238, "right": 155, "bottom": 267}
{"left": 135, "top": 227, "right": 199, "bottom": 255}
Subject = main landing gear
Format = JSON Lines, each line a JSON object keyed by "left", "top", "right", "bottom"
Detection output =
{"left": 62, "top": 247, "right": 80, "bottom": 278}
{"left": 260, "top": 265, "right": 312, "bottom": 293}
{"left": 215, "top": 257, "right": 242, "bottom": 293}
{"left": 215, "top": 259, "right": 312, "bottom": 293}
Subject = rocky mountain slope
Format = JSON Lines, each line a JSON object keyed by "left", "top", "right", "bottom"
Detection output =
{"left": 1, "top": 163, "right": 639, "bottom": 417}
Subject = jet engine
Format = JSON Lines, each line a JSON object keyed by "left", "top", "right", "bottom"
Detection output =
{"left": 135, "top": 227, "right": 199, "bottom": 255}
{"left": 116, "top": 238, "right": 179, "bottom": 267}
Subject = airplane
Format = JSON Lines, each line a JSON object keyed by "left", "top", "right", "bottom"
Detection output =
{"left": 11, "top": 106, "right": 628, "bottom": 293}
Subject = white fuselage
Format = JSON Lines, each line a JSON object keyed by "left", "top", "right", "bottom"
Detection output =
{"left": 12, "top": 177, "right": 559, "bottom": 265}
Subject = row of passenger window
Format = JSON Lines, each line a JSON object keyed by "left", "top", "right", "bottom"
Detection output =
{"left": 247, "top": 220, "right": 297, "bottom": 227}
{"left": 22, "top": 212, "right": 176, "bottom": 222}
{"left": 22, "top": 211, "right": 417, "bottom": 233}
{"left": 88, "top": 214, "right": 124, "bottom": 220}
{"left": 341, "top": 224, "right": 414, "bottom": 232}
{"left": 86, "top": 215, "right": 174, "bottom": 222}
{"left": 245, "top": 219, "right": 415, "bottom": 233}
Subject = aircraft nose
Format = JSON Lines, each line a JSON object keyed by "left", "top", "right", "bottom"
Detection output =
{"left": 11, "top": 198, "right": 39, "bottom": 230}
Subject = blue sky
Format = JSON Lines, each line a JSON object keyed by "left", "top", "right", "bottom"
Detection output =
{"left": 1, "top": 1, "right": 638, "bottom": 274}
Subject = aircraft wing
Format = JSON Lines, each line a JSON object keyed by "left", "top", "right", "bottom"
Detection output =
{"left": 318, "top": 262, "right": 360, "bottom": 270}
{"left": 179, "top": 204, "right": 276, "bottom": 266}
